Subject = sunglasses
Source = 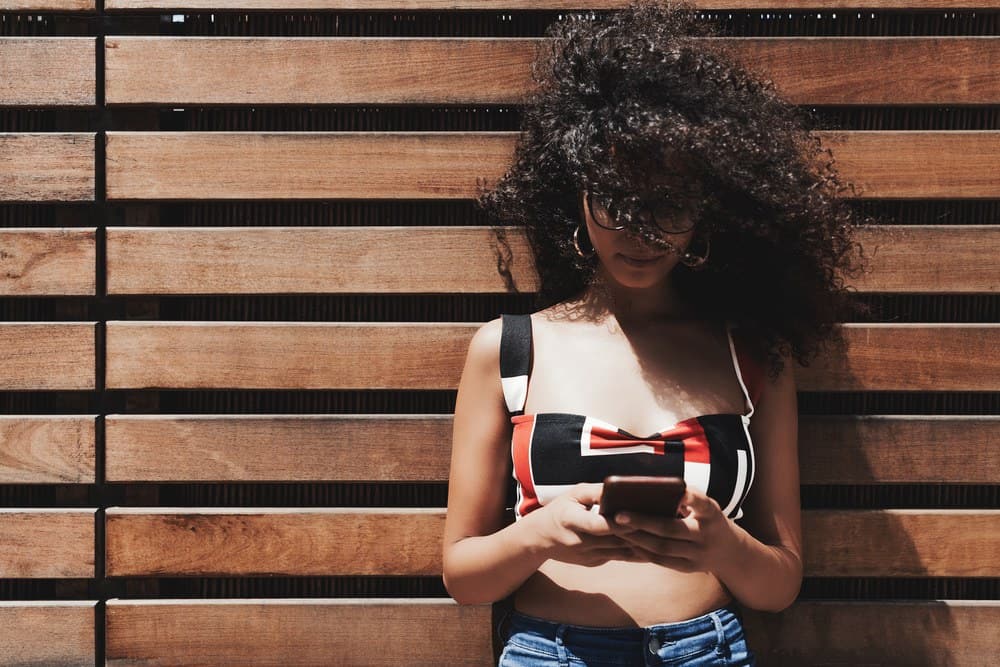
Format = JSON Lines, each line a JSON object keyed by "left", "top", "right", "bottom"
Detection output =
{"left": 587, "top": 191, "right": 697, "bottom": 235}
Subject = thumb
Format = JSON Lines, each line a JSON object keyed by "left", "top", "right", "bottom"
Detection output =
{"left": 568, "top": 482, "right": 605, "bottom": 507}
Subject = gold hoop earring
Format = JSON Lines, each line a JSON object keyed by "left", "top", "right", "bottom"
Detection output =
{"left": 680, "top": 236, "right": 710, "bottom": 269}
{"left": 573, "top": 225, "right": 595, "bottom": 259}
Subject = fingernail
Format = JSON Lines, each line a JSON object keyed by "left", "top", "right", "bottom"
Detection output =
{"left": 616, "top": 513, "right": 631, "bottom": 524}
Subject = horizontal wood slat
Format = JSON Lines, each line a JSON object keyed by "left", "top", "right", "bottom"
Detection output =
{"left": 0, "top": 602, "right": 96, "bottom": 667}
{"left": 0, "top": 229, "right": 96, "bottom": 296}
{"left": 105, "top": 225, "right": 998, "bottom": 295}
{"left": 0, "top": 134, "right": 95, "bottom": 202}
{"left": 104, "top": 414, "right": 453, "bottom": 482}
{"left": 102, "top": 0, "right": 1000, "bottom": 11}
{"left": 0, "top": 416, "right": 96, "bottom": 484}
{"left": 743, "top": 600, "right": 1000, "bottom": 666}
{"left": 105, "top": 599, "right": 492, "bottom": 666}
{"left": 0, "top": 0, "right": 94, "bottom": 9}
{"left": 0, "top": 38, "right": 96, "bottom": 107}
{"left": 104, "top": 37, "right": 1000, "bottom": 106}
{"left": 798, "top": 416, "right": 1000, "bottom": 484}
{"left": 105, "top": 508, "right": 445, "bottom": 576}
{"left": 104, "top": 131, "right": 999, "bottom": 200}
{"left": 0, "top": 323, "right": 96, "bottom": 391}
{"left": 105, "top": 509, "right": 1000, "bottom": 577}
{"left": 104, "top": 414, "right": 999, "bottom": 484}
{"left": 0, "top": 510, "right": 95, "bottom": 578}
{"left": 104, "top": 323, "right": 999, "bottom": 391}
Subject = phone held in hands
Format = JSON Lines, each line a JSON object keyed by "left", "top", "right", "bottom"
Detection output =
{"left": 598, "top": 475, "right": 687, "bottom": 520}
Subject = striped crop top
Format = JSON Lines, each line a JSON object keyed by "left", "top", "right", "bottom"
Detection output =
{"left": 499, "top": 314, "right": 765, "bottom": 522}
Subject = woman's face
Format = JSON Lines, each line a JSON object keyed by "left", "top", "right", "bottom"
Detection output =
{"left": 580, "top": 186, "right": 699, "bottom": 291}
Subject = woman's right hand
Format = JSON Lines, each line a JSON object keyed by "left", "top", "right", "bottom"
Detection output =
{"left": 523, "top": 483, "right": 636, "bottom": 566}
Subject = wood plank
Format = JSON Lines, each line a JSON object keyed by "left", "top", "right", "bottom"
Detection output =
{"left": 105, "top": 322, "right": 999, "bottom": 391}
{"left": 105, "top": 599, "right": 492, "bottom": 666}
{"left": 0, "top": 601, "right": 96, "bottom": 667}
{"left": 744, "top": 601, "right": 1000, "bottom": 666}
{"left": 852, "top": 225, "right": 1000, "bottom": 293}
{"left": 104, "top": 322, "right": 472, "bottom": 390}
{"left": 104, "top": 131, "right": 999, "bottom": 201}
{"left": 105, "top": 508, "right": 999, "bottom": 577}
{"left": 0, "top": 38, "right": 95, "bottom": 107}
{"left": 0, "top": 0, "right": 93, "bottom": 8}
{"left": 105, "top": 226, "right": 535, "bottom": 295}
{"left": 0, "top": 133, "right": 94, "bottom": 202}
{"left": 799, "top": 416, "right": 1000, "bottom": 484}
{"left": 0, "top": 416, "right": 96, "bottom": 484}
{"left": 797, "top": 324, "right": 1000, "bottom": 392}
{"left": 0, "top": 323, "right": 96, "bottom": 391}
{"left": 804, "top": 510, "right": 1000, "bottom": 577}
{"left": 0, "top": 509, "right": 95, "bottom": 578}
{"left": 105, "top": 508, "right": 445, "bottom": 576}
{"left": 105, "top": 414, "right": 452, "bottom": 482}
{"left": 105, "top": 225, "right": 997, "bottom": 295}
{"left": 104, "top": 414, "right": 999, "bottom": 484}
{"left": 105, "top": 36, "right": 1000, "bottom": 106}
{"left": 103, "top": 0, "right": 1000, "bottom": 11}
{"left": 0, "top": 228, "right": 96, "bottom": 296}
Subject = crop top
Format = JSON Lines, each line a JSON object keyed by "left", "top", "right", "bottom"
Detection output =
{"left": 499, "top": 314, "right": 765, "bottom": 522}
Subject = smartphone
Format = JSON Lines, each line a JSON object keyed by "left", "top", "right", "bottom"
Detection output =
{"left": 598, "top": 475, "right": 686, "bottom": 519}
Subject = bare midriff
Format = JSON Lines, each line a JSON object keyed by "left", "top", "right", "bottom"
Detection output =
{"left": 513, "top": 559, "right": 734, "bottom": 627}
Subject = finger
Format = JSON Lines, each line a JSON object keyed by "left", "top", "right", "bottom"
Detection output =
{"left": 625, "top": 545, "right": 699, "bottom": 572}
{"left": 679, "top": 488, "right": 722, "bottom": 519}
{"left": 568, "top": 482, "right": 605, "bottom": 506}
{"left": 617, "top": 531, "right": 700, "bottom": 560}
{"left": 612, "top": 512, "right": 694, "bottom": 541}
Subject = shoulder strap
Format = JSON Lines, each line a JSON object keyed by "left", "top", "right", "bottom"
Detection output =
{"left": 499, "top": 314, "right": 533, "bottom": 416}
{"left": 727, "top": 324, "right": 766, "bottom": 416}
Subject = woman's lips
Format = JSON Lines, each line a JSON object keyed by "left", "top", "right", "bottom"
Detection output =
{"left": 619, "top": 253, "right": 666, "bottom": 267}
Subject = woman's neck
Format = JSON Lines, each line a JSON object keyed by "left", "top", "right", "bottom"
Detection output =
{"left": 581, "top": 270, "right": 695, "bottom": 326}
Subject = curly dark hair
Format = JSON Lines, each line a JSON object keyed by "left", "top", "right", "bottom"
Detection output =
{"left": 476, "top": 0, "right": 874, "bottom": 376}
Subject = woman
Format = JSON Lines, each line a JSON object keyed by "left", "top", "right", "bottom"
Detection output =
{"left": 443, "top": 2, "right": 868, "bottom": 664}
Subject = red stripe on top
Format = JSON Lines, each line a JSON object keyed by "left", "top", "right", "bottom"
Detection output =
{"left": 510, "top": 418, "right": 539, "bottom": 517}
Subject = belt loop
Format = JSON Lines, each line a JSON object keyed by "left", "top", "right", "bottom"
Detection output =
{"left": 555, "top": 623, "right": 571, "bottom": 667}
{"left": 711, "top": 609, "right": 730, "bottom": 659}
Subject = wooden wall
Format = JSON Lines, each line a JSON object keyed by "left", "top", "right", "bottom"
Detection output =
{"left": 1, "top": 1, "right": 998, "bottom": 664}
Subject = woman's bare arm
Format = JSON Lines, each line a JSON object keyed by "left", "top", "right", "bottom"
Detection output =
{"left": 442, "top": 319, "right": 631, "bottom": 605}
{"left": 713, "top": 354, "right": 803, "bottom": 611}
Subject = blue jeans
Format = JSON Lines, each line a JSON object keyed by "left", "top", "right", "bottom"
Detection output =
{"left": 497, "top": 605, "right": 755, "bottom": 666}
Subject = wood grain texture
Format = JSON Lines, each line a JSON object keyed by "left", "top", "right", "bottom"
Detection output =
{"left": 105, "top": 414, "right": 997, "bottom": 484}
{"left": 0, "top": 133, "right": 94, "bottom": 202}
{"left": 105, "top": 225, "right": 996, "bottom": 295}
{"left": 0, "top": 323, "right": 96, "bottom": 390}
{"left": 0, "top": 38, "right": 95, "bottom": 107}
{"left": 105, "top": 508, "right": 445, "bottom": 576}
{"left": 0, "top": 0, "right": 93, "bottom": 8}
{"left": 105, "top": 508, "right": 999, "bottom": 577}
{"left": 105, "top": 226, "right": 535, "bottom": 295}
{"left": 0, "top": 510, "right": 95, "bottom": 578}
{"left": 0, "top": 416, "right": 96, "bottom": 484}
{"left": 744, "top": 601, "right": 1000, "bottom": 666}
{"left": 798, "top": 416, "right": 1000, "bottom": 484}
{"left": 104, "top": 132, "right": 515, "bottom": 201}
{"left": 105, "top": 37, "right": 537, "bottom": 105}
{"left": 105, "top": 322, "right": 998, "bottom": 391}
{"left": 0, "top": 602, "right": 96, "bottom": 667}
{"left": 797, "top": 324, "right": 1000, "bottom": 391}
{"left": 0, "top": 228, "right": 96, "bottom": 296}
{"left": 852, "top": 225, "right": 1000, "bottom": 293}
{"left": 104, "top": 36, "right": 1000, "bottom": 106}
{"left": 104, "top": 322, "right": 472, "bottom": 390}
{"left": 104, "top": 131, "right": 998, "bottom": 201}
{"left": 105, "top": 599, "right": 492, "bottom": 666}
{"left": 103, "top": 0, "right": 1000, "bottom": 10}
{"left": 804, "top": 510, "right": 1000, "bottom": 577}
{"left": 105, "top": 414, "right": 452, "bottom": 482}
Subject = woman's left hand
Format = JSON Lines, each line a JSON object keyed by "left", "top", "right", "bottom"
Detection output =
{"left": 608, "top": 487, "right": 742, "bottom": 575}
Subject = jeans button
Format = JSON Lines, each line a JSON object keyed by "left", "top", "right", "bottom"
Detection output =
{"left": 648, "top": 636, "right": 660, "bottom": 653}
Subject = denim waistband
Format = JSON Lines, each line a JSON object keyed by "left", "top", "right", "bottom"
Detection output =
{"left": 500, "top": 603, "right": 743, "bottom": 644}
